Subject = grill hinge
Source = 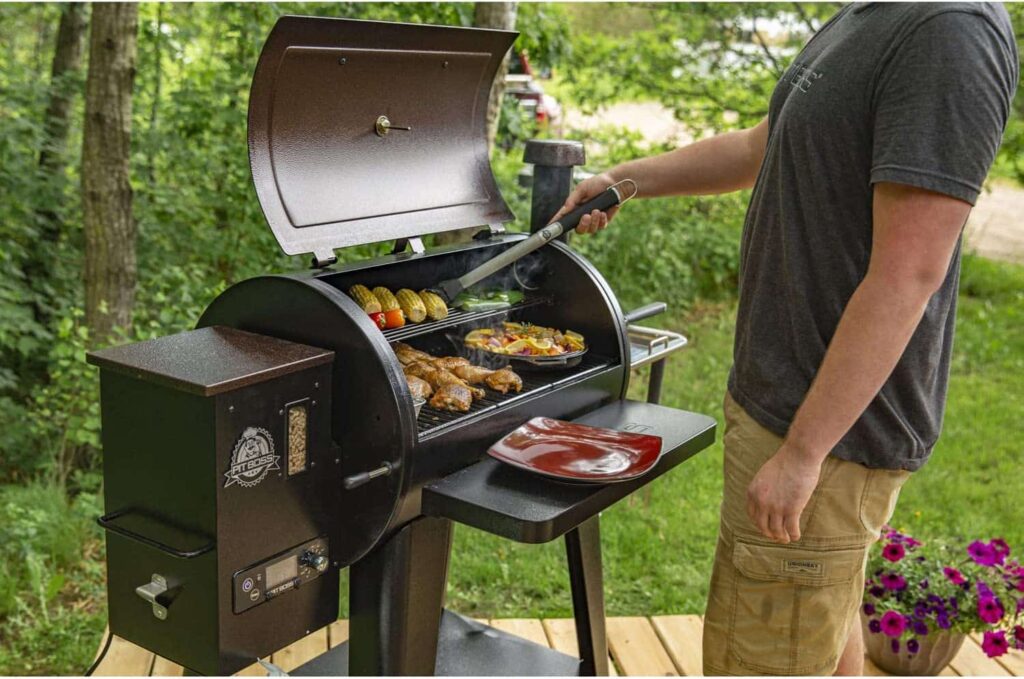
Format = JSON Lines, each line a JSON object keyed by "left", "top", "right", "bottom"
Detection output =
{"left": 311, "top": 249, "right": 338, "bottom": 269}
{"left": 392, "top": 237, "right": 425, "bottom": 255}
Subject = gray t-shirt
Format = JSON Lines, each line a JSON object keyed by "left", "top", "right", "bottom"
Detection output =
{"left": 728, "top": 2, "right": 1018, "bottom": 471}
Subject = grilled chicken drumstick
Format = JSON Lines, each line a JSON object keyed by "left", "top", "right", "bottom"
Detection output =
{"left": 404, "top": 362, "right": 485, "bottom": 400}
{"left": 405, "top": 374, "right": 433, "bottom": 400}
{"left": 429, "top": 384, "right": 473, "bottom": 412}
{"left": 452, "top": 365, "right": 522, "bottom": 394}
{"left": 485, "top": 368, "right": 522, "bottom": 394}
{"left": 431, "top": 356, "right": 470, "bottom": 371}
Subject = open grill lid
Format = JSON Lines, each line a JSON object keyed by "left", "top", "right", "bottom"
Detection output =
{"left": 248, "top": 16, "right": 518, "bottom": 264}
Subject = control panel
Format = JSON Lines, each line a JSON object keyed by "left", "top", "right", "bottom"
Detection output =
{"left": 232, "top": 536, "right": 329, "bottom": 614}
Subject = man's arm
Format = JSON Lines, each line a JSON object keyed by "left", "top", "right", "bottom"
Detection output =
{"left": 746, "top": 182, "right": 971, "bottom": 544}
{"left": 553, "top": 117, "right": 769, "bottom": 233}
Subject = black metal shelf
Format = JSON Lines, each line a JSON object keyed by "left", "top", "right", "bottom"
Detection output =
{"left": 382, "top": 296, "right": 551, "bottom": 343}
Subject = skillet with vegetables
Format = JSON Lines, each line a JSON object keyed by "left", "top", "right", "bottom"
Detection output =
{"left": 464, "top": 321, "right": 585, "bottom": 357}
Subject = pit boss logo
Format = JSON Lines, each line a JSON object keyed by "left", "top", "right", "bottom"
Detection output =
{"left": 223, "top": 427, "right": 280, "bottom": 488}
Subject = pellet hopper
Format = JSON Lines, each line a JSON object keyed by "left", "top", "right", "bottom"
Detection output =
{"left": 87, "top": 15, "right": 714, "bottom": 676}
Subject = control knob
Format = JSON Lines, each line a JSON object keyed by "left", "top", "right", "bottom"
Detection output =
{"left": 300, "top": 550, "right": 329, "bottom": 574}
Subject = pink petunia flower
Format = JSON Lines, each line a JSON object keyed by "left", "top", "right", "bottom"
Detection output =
{"left": 992, "top": 538, "right": 1010, "bottom": 561}
{"left": 881, "top": 572, "right": 908, "bottom": 591}
{"left": 1013, "top": 626, "right": 1024, "bottom": 651}
{"left": 882, "top": 542, "right": 906, "bottom": 563}
{"left": 982, "top": 631, "right": 1009, "bottom": 658}
{"left": 943, "top": 567, "right": 966, "bottom": 585}
{"left": 978, "top": 596, "right": 1004, "bottom": 625}
{"left": 881, "top": 611, "right": 907, "bottom": 638}
{"left": 968, "top": 541, "right": 998, "bottom": 567}
{"left": 905, "top": 537, "right": 923, "bottom": 549}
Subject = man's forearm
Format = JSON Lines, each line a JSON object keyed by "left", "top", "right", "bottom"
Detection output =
{"left": 783, "top": 274, "right": 936, "bottom": 464}
{"left": 607, "top": 118, "right": 768, "bottom": 198}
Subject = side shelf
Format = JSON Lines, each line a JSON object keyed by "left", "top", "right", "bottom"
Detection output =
{"left": 422, "top": 400, "right": 717, "bottom": 543}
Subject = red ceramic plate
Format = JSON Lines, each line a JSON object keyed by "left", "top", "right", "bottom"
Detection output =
{"left": 488, "top": 417, "right": 664, "bottom": 483}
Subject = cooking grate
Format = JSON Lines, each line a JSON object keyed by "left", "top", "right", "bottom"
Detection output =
{"left": 415, "top": 355, "right": 614, "bottom": 438}
{"left": 383, "top": 296, "right": 552, "bottom": 343}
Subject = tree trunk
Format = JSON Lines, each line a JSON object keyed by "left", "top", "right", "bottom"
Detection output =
{"left": 28, "top": 3, "right": 88, "bottom": 326}
{"left": 38, "top": 3, "right": 87, "bottom": 178}
{"left": 82, "top": 3, "right": 138, "bottom": 345}
{"left": 474, "top": 2, "right": 518, "bottom": 153}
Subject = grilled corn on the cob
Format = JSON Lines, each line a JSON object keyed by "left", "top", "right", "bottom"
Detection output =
{"left": 349, "top": 284, "right": 381, "bottom": 314}
{"left": 418, "top": 290, "right": 449, "bottom": 321}
{"left": 396, "top": 289, "right": 427, "bottom": 323}
{"left": 372, "top": 287, "right": 400, "bottom": 312}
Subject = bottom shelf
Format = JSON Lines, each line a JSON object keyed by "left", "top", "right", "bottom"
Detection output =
{"left": 291, "top": 609, "right": 582, "bottom": 676}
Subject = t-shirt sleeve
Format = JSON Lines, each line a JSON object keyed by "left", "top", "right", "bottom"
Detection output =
{"left": 870, "top": 11, "right": 1018, "bottom": 205}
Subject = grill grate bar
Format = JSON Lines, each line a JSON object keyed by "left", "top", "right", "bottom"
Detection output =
{"left": 383, "top": 296, "right": 552, "bottom": 343}
{"left": 415, "top": 355, "right": 613, "bottom": 438}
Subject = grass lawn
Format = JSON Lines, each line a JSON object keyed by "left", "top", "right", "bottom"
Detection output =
{"left": 442, "top": 253, "right": 1024, "bottom": 619}
{"left": 2, "top": 256, "right": 1021, "bottom": 675}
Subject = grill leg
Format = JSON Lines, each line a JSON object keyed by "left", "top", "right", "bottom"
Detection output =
{"left": 349, "top": 517, "right": 454, "bottom": 676}
{"left": 565, "top": 516, "right": 609, "bottom": 676}
{"left": 647, "top": 358, "right": 666, "bottom": 404}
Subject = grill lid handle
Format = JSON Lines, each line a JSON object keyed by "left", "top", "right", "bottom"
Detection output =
{"left": 623, "top": 302, "right": 667, "bottom": 324}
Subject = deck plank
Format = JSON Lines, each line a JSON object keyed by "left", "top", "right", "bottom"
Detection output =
{"left": 93, "top": 635, "right": 155, "bottom": 676}
{"left": 328, "top": 619, "right": 350, "bottom": 649}
{"left": 950, "top": 635, "right": 1012, "bottom": 676}
{"left": 488, "top": 618, "right": 551, "bottom": 647}
{"left": 970, "top": 633, "right": 1024, "bottom": 676}
{"left": 607, "top": 617, "right": 677, "bottom": 676}
{"left": 270, "top": 628, "right": 330, "bottom": 673}
{"left": 150, "top": 655, "right": 184, "bottom": 676}
{"left": 651, "top": 615, "right": 703, "bottom": 676}
{"left": 539, "top": 617, "right": 620, "bottom": 676}
{"left": 233, "top": 660, "right": 269, "bottom": 677}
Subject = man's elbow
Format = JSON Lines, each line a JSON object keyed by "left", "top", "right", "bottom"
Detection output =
{"left": 865, "top": 261, "right": 950, "bottom": 301}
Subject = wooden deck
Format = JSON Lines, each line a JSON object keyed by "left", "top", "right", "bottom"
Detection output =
{"left": 93, "top": 615, "right": 1024, "bottom": 676}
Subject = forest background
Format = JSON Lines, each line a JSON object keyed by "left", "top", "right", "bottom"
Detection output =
{"left": 1, "top": 3, "right": 1022, "bottom": 674}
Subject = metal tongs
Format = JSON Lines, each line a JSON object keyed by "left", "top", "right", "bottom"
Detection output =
{"left": 428, "top": 179, "right": 638, "bottom": 303}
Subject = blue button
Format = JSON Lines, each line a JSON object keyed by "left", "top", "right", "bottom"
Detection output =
{"left": 242, "top": 577, "right": 254, "bottom": 592}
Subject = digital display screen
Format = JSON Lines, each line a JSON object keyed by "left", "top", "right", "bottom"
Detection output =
{"left": 266, "top": 555, "right": 298, "bottom": 589}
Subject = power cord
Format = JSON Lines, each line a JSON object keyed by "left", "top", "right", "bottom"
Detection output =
{"left": 85, "top": 628, "right": 113, "bottom": 676}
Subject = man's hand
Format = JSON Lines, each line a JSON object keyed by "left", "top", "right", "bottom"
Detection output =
{"left": 550, "top": 172, "right": 620, "bottom": 235}
{"left": 746, "top": 444, "right": 823, "bottom": 543}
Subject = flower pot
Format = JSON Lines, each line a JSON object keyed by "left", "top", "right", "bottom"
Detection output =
{"left": 861, "top": 613, "right": 966, "bottom": 676}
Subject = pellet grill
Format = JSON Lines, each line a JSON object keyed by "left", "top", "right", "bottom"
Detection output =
{"left": 87, "top": 15, "right": 715, "bottom": 677}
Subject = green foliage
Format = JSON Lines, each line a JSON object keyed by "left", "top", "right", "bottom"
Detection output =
{"left": 0, "top": 480, "right": 105, "bottom": 675}
{"left": 559, "top": 3, "right": 840, "bottom": 131}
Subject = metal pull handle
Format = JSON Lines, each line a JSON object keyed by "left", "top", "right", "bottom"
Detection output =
{"left": 624, "top": 302, "right": 667, "bottom": 324}
{"left": 343, "top": 462, "right": 393, "bottom": 490}
{"left": 375, "top": 115, "right": 411, "bottom": 137}
{"left": 136, "top": 573, "right": 181, "bottom": 620}
{"left": 97, "top": 509, "right": 215, "bottom": 559}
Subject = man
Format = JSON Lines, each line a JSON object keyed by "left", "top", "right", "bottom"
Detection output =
{"left": 553, "top": 3, "right": 1018, "bottom": 675}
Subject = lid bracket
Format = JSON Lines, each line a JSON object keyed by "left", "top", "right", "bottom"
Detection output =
{"left": 311, "top": 249, "right": 338, "bottom": 269}
{"left": 392, "top": 237, "right": 426, "bottom": 255}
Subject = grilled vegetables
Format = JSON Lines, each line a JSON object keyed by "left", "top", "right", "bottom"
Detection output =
{"left": 346, "top": 285, "right": 448, "bottom": 328}
{"left": 396, "top": 289, "right": 427, "bottom": 323}
{"left": 465, "top": 322, "right": 585, "bottom": 357}
{"left": 418, "top": 290, "right": 449, "bottom": 321}
{"left": 349, "top": 284, "right": 381, "bottom": 314}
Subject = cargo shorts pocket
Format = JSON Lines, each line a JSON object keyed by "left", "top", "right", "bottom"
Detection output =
{"left": 728, "top": 537, "right": 867, "bottom": 675}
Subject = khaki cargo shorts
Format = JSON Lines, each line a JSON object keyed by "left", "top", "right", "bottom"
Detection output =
{"left": 702, "top": 392, "right": 911, "bottom": 676}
